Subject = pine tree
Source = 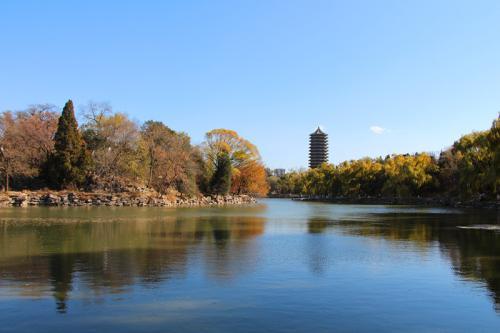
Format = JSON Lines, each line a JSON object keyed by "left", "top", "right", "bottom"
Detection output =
{"left": 210, "top": 152, "right": 232, "bottom": 194}
{"left": 47, "top": 100, "right": 91, "bottom": 188}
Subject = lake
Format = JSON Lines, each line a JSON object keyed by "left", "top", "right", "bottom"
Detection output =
{"left": 0, "top": 199, "right": 499, "bottom": 332}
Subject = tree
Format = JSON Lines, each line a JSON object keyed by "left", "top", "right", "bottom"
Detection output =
{"left": 140, "top": 121, "right": 200, "bottom": 194}
{"left": 15, "top": 105, "right": 59, "bottom": 173}
{"left": 273, "top": 170, "right": 306, "bottom": 195}
{"left": 140, "top": 121, "right": 174, "bottom": 188}
{"left": 192, "top": 146, "right": 210, "bottom": 194}
{"left": 203, "top": 129, "right": 260, "bottom": 169}
{"left": 452, "top": 131, "right": 494, "bottom": 198}
{"left": 210, "top": 152, "right": 232, "bottom": 195}
{"left": 203, "top": 129, "right": 269, "bottom": 196}
{"left": 231, "top": 160, "right": 269, "bottom": 196}
{"left": 47, "top": 100, "right": 91, "bottom": 189}
{"left": 381, "top": 154, "right": 437, "bottom": 197}
{"left": 438, "top": 149, "right": 459, "bottom": 195}
{"left": 0, "top": 106, "right": 58, "bottom": 190}
{"left": 487, "top": 115, "right": 499, "bottom": 196}
{"left": 303, "top": 164, "right": 333, "bottom": 197}
{"left": 81, "top": 104, "right": 142, "bottom": 190}
{"left": 0, "top": 112, "right": 15, "bottom": 191}
{"left": 155, "top": 132, "right": 199, "bottom": 195}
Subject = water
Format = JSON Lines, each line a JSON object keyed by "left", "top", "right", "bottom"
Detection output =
{"left": 0, "top": 199, "right": 499, "bottom": 332}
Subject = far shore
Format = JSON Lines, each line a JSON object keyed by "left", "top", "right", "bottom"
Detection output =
{"left": 269, "top": 194, "right": 499, "bottom": 209}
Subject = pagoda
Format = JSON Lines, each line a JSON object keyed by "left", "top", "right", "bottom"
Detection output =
{"left": 309, "top": 127, "right": 328, "bottom": 168}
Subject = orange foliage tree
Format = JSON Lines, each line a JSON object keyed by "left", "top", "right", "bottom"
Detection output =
{"left": 231, "top": 160, "right": 269, "bottom": 196}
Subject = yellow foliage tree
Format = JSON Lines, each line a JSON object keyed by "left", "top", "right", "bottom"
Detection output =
{"left": 204, "top": 129, "right": 260, "bottom": 169}
{"left": 203, "top": 129, "right": 268, "bottom": 196}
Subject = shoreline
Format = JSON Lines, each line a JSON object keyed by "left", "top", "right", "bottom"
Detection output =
{"left": 269, "top": 195, "right": 499, "bottom": 210}
{"left": 0, "top": 191, "right": 256, "bottom": 208}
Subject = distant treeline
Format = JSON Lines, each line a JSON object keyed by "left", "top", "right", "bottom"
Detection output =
{"left": 268, "top": 115, "right": 499, "bottom": 201}
{"left": 0, "top": 100, "right": 269, "bottom": 196}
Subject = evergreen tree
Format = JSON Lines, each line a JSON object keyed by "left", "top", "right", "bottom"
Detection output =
{"left": 47, "top": 100, "right": 91, "bottom": 188}
{"left": 210, "top": 152, "right": 232, "bottom": 194}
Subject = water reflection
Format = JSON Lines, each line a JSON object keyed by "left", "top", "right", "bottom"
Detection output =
{"left": 1, "top": 201, "right": 499, "bottom": 325}
{"left": 0, "top": 212, "right": 265, "bottom": 313}
{"left": 305, "top": 218, "right": 332, "bottom": 275}
{"left": 307, "top": 218, "right": 331, "bottom": 234}
{"left": 306, "top": 211, "right": 500, "bottom": 310}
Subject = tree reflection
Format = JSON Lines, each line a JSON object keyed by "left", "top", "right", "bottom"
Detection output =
{"left": 49, "top": 254, "right": 74, "bottom": 313}
{"left": 0, "top": 213, "right": 265, "bottom": 313}
{"left": 307, "top": 218, "right": 331, "bottom": 234}
{"left": 203, "top": 215, "right": 264, "bottom": 281}
{"left": 306, "top": 218, "right": 334, "bottom": 275}
{"left": 308, "top": 211, "right": 500, "bottom": 310}
{"left": 2, "top": 206, "right": 499, "bottom": 314}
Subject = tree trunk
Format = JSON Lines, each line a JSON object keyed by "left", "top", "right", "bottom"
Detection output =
{"left": 147, "top": 148, "right": 154, "bottom": 188}
{"left": 5, "top": 165, "right": 9, "bottom": 192}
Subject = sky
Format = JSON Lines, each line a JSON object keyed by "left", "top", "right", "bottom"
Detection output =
{"left": 1, "top": 0, "right": 499, "bottom": 169}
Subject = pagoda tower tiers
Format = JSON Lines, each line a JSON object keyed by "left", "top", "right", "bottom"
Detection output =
{"left": 309, "top": 127, "right": 328, "bottom": 168}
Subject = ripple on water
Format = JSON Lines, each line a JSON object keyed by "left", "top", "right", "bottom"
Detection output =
{"left": 457, "top": 224, "right": 500, "bottom": 231}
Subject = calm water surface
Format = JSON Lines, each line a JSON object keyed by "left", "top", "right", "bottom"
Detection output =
{"left": 0, "top": 199, "right": 499, "bottom": 332}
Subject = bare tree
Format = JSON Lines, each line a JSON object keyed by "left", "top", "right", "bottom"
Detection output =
{"left": 81, "top": 101, "right": 112, "bottom": 125}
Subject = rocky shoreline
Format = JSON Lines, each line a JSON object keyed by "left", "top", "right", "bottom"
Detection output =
{"left": 0, "top": 191, "right": 256, "bottom": 208}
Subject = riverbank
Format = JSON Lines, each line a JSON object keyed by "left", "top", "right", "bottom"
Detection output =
{"left": 279, "top": 195, "right": 499, "bottom": 209}
{"left": 0, "top": 190, "right": 256, "bottom": 207}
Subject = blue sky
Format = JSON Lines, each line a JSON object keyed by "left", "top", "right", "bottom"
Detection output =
{"left": 1, "top": 0, "right": 499, "bottom": 169}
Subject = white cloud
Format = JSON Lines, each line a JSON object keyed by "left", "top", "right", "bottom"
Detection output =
{"left": 370, "top": 126, "right": 386, "bottom": 135}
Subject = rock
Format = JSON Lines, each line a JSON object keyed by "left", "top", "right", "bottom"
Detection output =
{"left": 0, "top": 194, "right": 10, "bottom": 207}
{"left": 0, "top": 190, "right": 257, "bottom": 208}
{"left": 12, "top": 194, "right": 28, "bottom": 207}
{"left": 43, "top": 193, "right": 60, "bottom": 206}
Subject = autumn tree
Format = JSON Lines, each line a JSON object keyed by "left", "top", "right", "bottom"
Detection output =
{"left": 271, "top": 155, "right": 438, "bottom": 199}
{"left": 203, "top": 129, "right": 268, "bottom": 196}
{"left": 140, "top": 121, "right": 199, "bottom": 194}
{"left": 302, "top": 163, "right": 335, "bottom": 198}
{"left": 381, "top": 154, "right": 438, "bottom": 197}
{"left": 452, "top": 131, "right": 494, "bottom": 198}
{"left": 204, "top": 129, "right": 261, "bottom": 167}
{"left": 47, "top": 100, "right": 91, "bottom": 189}
{"left": 155, "top": 132, "right": 199, "bottom": 195}
{"left": 0, "top": 112, "right": 16, "bottom": 191}
{"left": 0, "top": 105, "right": 59, "bottom": 190}
{"left": 81, "top": 103, "right": 142, "bottom": 190}
{"left": 15, "top": 105, "right": 59, "bottom": 172}
{"left": 231, "top": 160, "right": 269, "bottom": 196}
{"left": 140, "top": 121, "right": 174, "bottom": 188}
{"left": 272, "top": 170, "right": 306, "bottom": 195}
